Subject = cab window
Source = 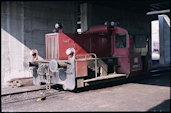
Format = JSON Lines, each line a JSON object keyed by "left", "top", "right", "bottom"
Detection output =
{"left": 115, "top": 33, "right": 126, "bottom": 48}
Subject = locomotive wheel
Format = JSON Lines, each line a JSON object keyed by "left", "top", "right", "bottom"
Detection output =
{"left": 71, "top": 78, "right": 85, "bottom": 92}
{"left": 62, "top": 85, "right": 67, "bottom": 90}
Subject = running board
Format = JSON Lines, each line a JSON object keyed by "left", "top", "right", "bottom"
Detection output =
{"left": 84, "top": 74, "right": 127, "bottom": 83}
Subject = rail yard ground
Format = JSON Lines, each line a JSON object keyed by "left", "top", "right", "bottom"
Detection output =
{"left": 1, "top": 67, "right": 170, "bottom": 112}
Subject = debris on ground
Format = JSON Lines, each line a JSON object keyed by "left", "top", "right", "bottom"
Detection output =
{"left": 37, "top": 96, "right": 46, "bottom": 102}
{"left": 7, "top": 77, "right": 33, "bottom": 88}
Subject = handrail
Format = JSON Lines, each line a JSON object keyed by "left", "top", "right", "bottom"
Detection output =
{"left": 76, "top": 53, "right": 98, "bottom": 78}
{"left": 86, "top": 53, "right": 97, "bottom": 78}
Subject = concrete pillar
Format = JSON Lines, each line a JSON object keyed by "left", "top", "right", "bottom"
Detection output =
{"left": 80, "top": 3, "right": 93, "bottom": 32}
{"left": 158, "top": 15, "right": 170, "bottom": 65}
{"left": 80, "top": 3, "right": 88, "bottom": 32}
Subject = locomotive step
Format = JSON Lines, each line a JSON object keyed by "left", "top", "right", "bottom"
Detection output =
{"left": 84, "top": 73, "right": 127, "bottom": 83}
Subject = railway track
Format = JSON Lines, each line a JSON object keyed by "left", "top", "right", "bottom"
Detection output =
{"left": 2, "top": 67, "right": 170, "bottom": 104}
{"left": 1, "top": 85, "right": 67, "bottom": 104}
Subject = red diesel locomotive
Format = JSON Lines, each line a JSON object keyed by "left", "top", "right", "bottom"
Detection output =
{"left": 30, "top": 23, "right": 151, "bottom": 90}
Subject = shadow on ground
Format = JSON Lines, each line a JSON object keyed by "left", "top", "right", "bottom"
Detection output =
{"left": 132, "top": 71, "right": 170, "bottom": 87}
{"left": 50, "top": 70, "right": 170, "bottom": 93}
{"left": 148, "top": 99, "right": 170, "bottom": 112}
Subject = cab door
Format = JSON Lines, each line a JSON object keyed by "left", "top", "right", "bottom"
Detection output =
{"left": 111, "top": 27, "right": 130, "bottom": 74}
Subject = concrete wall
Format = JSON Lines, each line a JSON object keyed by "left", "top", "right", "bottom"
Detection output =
{"left": 1, "top": 1, "right": 78, "bottom": 87}
{"left": 81, "top": 3, "right": 151, "bottom": 36}
{"left": 159, "top": 15, "right": 170, "bottom": 65}
{"left": 1, "top": 2, "right": 27, "bottom": 87}
{"left": 24, "top": 1, "right": 78, "bottom": 58}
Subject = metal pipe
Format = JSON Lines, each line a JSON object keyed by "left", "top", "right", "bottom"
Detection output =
{"left": 76, "top": 53, "right": 98, "bottom": 78}
{"left": 146, "top": 9, "right": 170, "bottom": 15}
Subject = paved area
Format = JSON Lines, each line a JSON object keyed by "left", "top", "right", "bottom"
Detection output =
{"left": 1, "top": 70, "right": 170, "bottom": 112}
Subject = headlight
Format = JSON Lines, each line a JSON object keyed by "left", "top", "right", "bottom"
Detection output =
{"left": 55, "top": 23, "right": 59, "bottom": 29}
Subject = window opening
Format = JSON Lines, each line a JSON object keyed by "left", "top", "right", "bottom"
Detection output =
{"left": 115, "top": 33, "right": 126, "bottom": 48}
